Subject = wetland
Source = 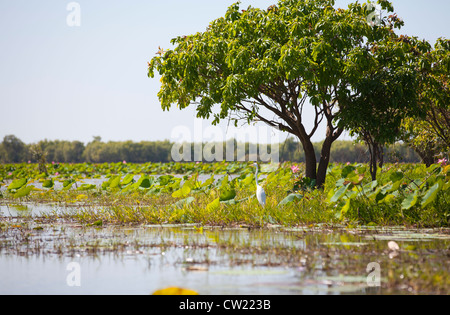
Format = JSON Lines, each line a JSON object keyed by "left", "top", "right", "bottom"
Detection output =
{"left": 0, "top": 162, "right": 449, "bottom": 294}
{"left": 1, "top": 212, "right": 449, "bottom": 295}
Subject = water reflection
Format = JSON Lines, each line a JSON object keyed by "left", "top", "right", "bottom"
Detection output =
{"left": 0, "top": 220, "right": 449, "bottom": 295}
{"left": 0, "top": 204, "right": 77, "bottom": 217}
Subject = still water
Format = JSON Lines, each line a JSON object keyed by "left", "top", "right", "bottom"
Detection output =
{"left": 0, "top": 205, "right": 449, "bottom": 295}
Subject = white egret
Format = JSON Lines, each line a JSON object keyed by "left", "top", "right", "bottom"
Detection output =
{"left": 253, "top": 163, "right": 266, "bottom": 207}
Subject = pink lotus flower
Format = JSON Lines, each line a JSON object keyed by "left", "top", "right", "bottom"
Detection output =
{"left": 123, "top": 160, "right": 127, "bottom": 164}
{"left": 438, "top": 158, "right": 448, "bottom": 166}
{"left": 28, "top": 160, "right": 31, "bottom": 164}
{"left": 291, "top": 165, "right": 300, "bottom": 174}
{"left": 52, "top": 161, "right": 55, "bottom": 165}
{"left": 55, "top": 172, "right": 59, "bottom": 176}
{"left": 8, "top": 172, "right": 12, "bottom": 176}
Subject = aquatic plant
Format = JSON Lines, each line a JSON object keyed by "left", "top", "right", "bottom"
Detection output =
{"left": 0, "top": 162, "right": 448, "bottom": 227}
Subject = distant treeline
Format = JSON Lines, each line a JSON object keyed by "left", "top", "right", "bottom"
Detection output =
{"left": 0, "top": 135, "right": 420, "bottom": 164}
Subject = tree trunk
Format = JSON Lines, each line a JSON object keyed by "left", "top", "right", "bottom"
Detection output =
{"left": 316, "top": 136, "right": 333, "bottom": 188}
{"left": 296, "top": 124, "right": 342, "bottom": 188}
{"left": 369, "top": 145, "right": 377, "bottom": 181}
{"left": 316, "top": 122, "right": 343, "bottom": 188}
{"left": 414, "top": 147, "right": 435, "bottom": 167}
{"left": 378, "top": 146, "right": 384, "bottom": 169}
{"left": 299, "top": 137, "right": 317, "bottom": 180}
{"left": 368, "top": 140, "right": 383, "bottom": 181}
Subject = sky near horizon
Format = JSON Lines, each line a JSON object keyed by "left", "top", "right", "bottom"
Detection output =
{"left": 0, "top": 0, "right": 449, "bottom": 145}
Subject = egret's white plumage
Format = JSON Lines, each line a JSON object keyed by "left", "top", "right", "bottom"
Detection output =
{"left": 253, "top": 163, "right": 266, "bottom": 207}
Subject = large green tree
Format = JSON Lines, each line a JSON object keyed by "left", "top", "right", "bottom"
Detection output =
{"left": 339, "top": 35, "right": 431, "bottom": 179}
{"left": 420, "top": 38, "right": 450, "bottom": 150}
{"left": 148, "top": 0, "right": 409, "bottom": 187}
{"left": 401, "top": 38, "right": 450, "bottom": 165}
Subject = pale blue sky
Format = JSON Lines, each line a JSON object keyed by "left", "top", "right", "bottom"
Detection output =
{"left": 0, "top": 0, "right": 449, "bottom": 144}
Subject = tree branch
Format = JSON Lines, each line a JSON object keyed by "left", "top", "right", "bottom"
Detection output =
{"left": 234, "top": 101, "right": 296, "bottom": 134}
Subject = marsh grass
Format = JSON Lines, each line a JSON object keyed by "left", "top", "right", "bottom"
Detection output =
{"left": 1, "top": 163, "right": 449, "bottom": 295}
{"left": 61, "top": 189, "right": 335, "bottom": 228}
{"left": 1, "top": 162, "right": 449, "bottom": 227}
{"left": 60, "top": 185, "right": 446, "bottom": 228}
{"left": 2, "top": 185, "right": 447, "bottom": 228}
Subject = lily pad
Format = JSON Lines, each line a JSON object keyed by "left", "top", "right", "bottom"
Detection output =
{"left": 42, "top": 179, "right": 54, "bottom": 189}
{"left": 173, "top": 196, "right": 195, "bottom": 209}
{"left": 278, "top": 193, "right": 303, "bottom": 206}
{"left": 8, "top": 178, "right": 28, "bottom": 191}
{"left": 13, "top": 185, "right": 34, "bottom": 198}
{"left": 219, "top": 188, "right": 236, "bottom": 201}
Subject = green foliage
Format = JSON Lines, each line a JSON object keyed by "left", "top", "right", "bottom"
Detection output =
{"left": 172, "top": 182, "right": 192, "bottom": 199}
{"left": 173, "top": 196, "right": 195, "bottom": 209}
{"left": 421, "top": 181, "right": 443, "bottom": 208}
{"left": 278, "top": 193, "right": 303, "bottom": 206}
{"left": 121, "top": 174, "right": 135, "bottom": 186}
{"left": 137, "top": 176, "right": 153, "bottom": 189}
{"left": 149, "top": 0, "right": 425, "bottom": 187}
{"left": 218, "top": 175, "right": 237, "bottom": 201}
{"left": 0, "top": 161, "right": 448, "bottom": 227}
{"left": 401, "top": 191, "right": 419, "bottom": 210}
{"left": 8, "top": 178, "right": 28, "bottom": 191}
{"left": 326, "top": 163, "right": 450, "bottom": 225}
{"left": 149, "top": 0, "right": 403, "bottom": 122}
{"left": 42, "top": 179, "right": 54, "bottom": 189}
{"left": 400, "top": 38, "right": 450, "bottom": 164}
{"left": 13, "top": 185, "right": 33, "bottom": 199}
{"left": 77, "top": 184, "right": 97, "bottom": 191}
{"left": 206, "top": 197, "right": 220, "bottom": 212}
